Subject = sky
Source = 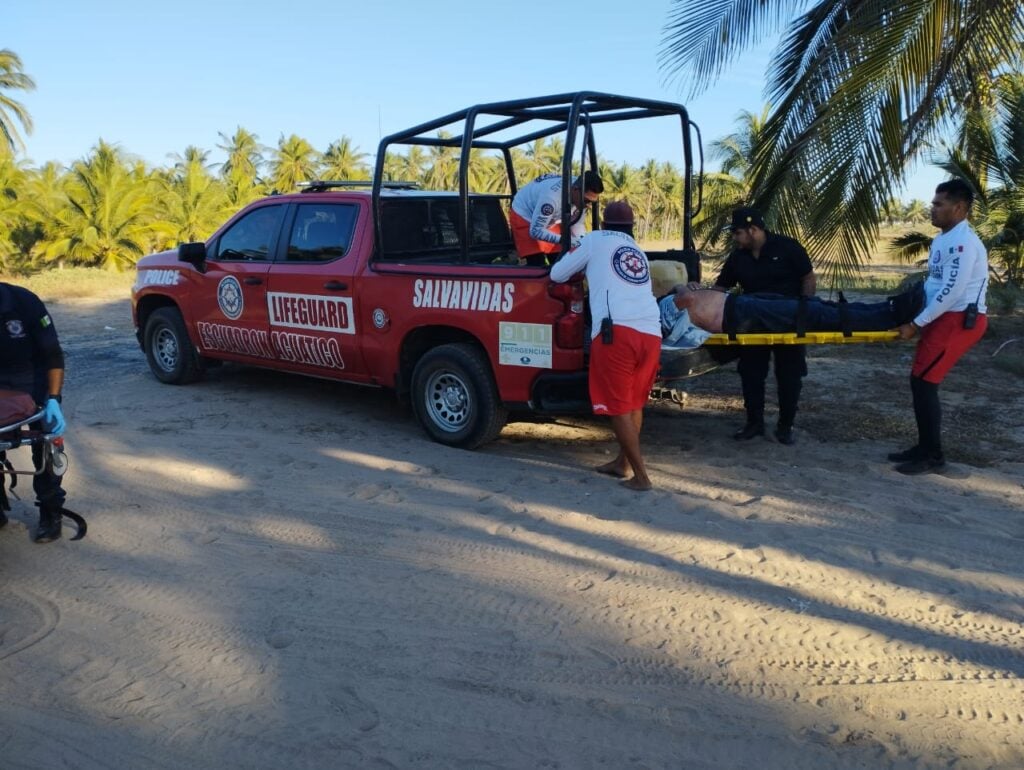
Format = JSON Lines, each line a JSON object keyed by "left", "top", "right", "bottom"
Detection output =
{"left": 10, "top": 0, "right": 942, "bottom": 202}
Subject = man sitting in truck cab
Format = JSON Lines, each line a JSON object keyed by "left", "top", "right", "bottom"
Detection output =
{"left": 510, "top": 170, "right": 603, "bottom": 267}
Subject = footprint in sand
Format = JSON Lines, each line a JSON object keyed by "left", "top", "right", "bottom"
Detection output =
{"left": 330, "top": 686, "right": 380, "bottom": 732}
{"left": 266, "top": 631, "right": 294, "bottom": 649}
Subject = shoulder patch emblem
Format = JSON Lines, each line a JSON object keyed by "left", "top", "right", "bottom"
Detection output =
{"left": 611, "top": 245, "right": 650, "bottom": 285}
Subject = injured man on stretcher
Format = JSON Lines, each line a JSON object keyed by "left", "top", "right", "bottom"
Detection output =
{"left": 659, "top": 282, "right": 925, "bottom": 348}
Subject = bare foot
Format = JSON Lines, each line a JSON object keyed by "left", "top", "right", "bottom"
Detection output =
{"left": 620, "top": 477, "right": 652, "bottom": 492}
{"left": 595, "top": 460, "right": 629, "bottom": 478}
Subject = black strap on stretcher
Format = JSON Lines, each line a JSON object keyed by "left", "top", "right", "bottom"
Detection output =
{"left": 724, "top": 295, "right": 738, "bottom": 341}
{"left": 58, "top": 507, "right": 87, "bottom": 540}
{"left": 795, "top": 296, "right": 807, "bottom": 338}
{"left": 836, "top": 290, "right": 852, "bottom": 337}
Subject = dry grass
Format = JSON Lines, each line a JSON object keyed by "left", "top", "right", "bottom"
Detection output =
{"left": 1, "top": 267, "right": 135, "bottom": 302}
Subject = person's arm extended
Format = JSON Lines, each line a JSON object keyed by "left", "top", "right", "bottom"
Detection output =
{"left": 528, "top": 200, "right": 563, "bottom": 246}
{"left": 714, "top": 254, "right": 737, "bottom": 291}
{"left": 47, "top": 367, "right": 64, "bottom": 400}
{"left": 800, "top": 271, "right": 817, "bottom": 296}
{"left": 549, "top": 241, "right": 589, "bottom": 282}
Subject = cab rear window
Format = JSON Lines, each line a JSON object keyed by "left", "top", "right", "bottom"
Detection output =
{"left": 377, "top": 196, "right": 514, "bottom": 264}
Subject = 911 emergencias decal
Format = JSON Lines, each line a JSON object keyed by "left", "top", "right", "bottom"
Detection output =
{"left": 498, "top": 322, "right": 552, "bottom": 368}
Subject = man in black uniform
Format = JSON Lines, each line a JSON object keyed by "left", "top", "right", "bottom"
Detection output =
{"left": 713, "top": 208, "right": 816, "bottom": 444}
{"left": 0, "top": 281, "right": 68, "bottom": 542}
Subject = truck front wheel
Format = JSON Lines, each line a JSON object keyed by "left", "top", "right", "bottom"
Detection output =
{"left": 411, "top": 343, "right": 507, "bottom": 449}
{"left": 144, "top": 307, "right": 204, "bottom": 384}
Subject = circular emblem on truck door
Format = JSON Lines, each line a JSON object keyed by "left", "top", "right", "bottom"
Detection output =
{"left": 217, "top": 276, "right": 244, "bottom": 320}
{"left": 372, "top": 308, "right": 389, "bottom": 329}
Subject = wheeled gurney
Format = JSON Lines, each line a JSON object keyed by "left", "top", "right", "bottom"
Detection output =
{"left": 0, "top": 390, "right": 84, "bottom": 540}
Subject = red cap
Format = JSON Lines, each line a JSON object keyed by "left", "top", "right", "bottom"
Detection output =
{"left": 602, "top": 200, "right": 634, "bottom": 225}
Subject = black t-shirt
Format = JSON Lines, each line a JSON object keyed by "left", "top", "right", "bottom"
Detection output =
{"left": 0, "top": 283, "right": 64, "bottom": 401}
{"left": 715, "top": 231, "right": 813, "bottom": 296}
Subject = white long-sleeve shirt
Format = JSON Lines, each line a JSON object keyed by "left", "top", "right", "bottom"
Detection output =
{"left": 510, "top": 174, "right": 587, "bottom": 247}
{"left": 550, "top": 230, "right": 661, "bottom": 339}
{"left": 914, "top": 219, "right": 988, "bottom": 327}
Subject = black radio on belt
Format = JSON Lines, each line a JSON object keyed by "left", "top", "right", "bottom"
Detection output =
{"left": 600, "top": 316, "right": 614, "bottom": 344}
{"left": 963, "top": 303, "right": 978, "bottom": 329}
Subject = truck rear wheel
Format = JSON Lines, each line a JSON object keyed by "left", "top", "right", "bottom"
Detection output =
{"left": 411, "top": 343, "right": 507, "bottom": 449}
{"left": 144, "top": 307, "right": 204, "bottom": 384}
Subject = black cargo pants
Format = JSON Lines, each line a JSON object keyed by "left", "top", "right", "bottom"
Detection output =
{"left": 737, "top": 344, "right": 807, "bottom": 427}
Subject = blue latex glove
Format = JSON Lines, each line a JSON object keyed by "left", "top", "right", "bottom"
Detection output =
{"left": 43, "top": 398, "right": 65, "bottom": 437}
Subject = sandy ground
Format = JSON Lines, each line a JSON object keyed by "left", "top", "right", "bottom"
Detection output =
{"left": 1, "top": 295, "right": 1023, "bottom": 770}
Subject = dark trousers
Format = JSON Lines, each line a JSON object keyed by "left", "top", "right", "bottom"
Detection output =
{"left": 737, "top": 345, "right": 807, "bottom": 427}
{"left": 729, "top": 294, "right": 900, "bottom": 334}
{"left": 0, "top": 445, "right": 65, "bottom": 514}
{"left": 910, "top": 375, "right": 943, "bottom": 458}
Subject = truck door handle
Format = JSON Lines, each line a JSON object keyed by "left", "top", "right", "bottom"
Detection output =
{"left": 243, "top": 277, "right": 263, "bottom": 286}
{"left": 323, "top": 281, "right": 348, "bottom": 290}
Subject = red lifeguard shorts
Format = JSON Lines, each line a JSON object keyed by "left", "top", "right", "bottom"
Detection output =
{"left": 589, "top": 326, "right": 661, "bottom": 416}
{"left": 912, "top": 311, "right": 988, "bottom": 384}
{"left": 509, "top": 210, "right": 562, "bottom": 257}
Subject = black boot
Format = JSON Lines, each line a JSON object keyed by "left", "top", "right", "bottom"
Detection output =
{"left": 888, "top": 445, "right": 925, "bottom": 462}
{"left": 734, "top": 418, "right": 765, "bottom": 440}
{"left": 774, "top": 422, "right": 795, "bottom": 445}
{"left": 888, "top": 281, "right": 926, "bottom": 325}
{"left": 0, "top": 508, "right": 7, "bottom": 529}
{"left": 33, "top": 505, "right": 62, "bottom": 543}
{"left": 895, "top": 453, "right": 946, "bottom": 475}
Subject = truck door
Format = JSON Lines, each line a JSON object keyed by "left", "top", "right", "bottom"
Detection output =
{"left": 265, "top": 201, "right": 367, "bottom": 380}
{"left": 191, "top": 203, "right": 283, "bottom": 365}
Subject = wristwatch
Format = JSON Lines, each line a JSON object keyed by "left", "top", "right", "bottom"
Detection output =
{"left": 48, "top": 394, "right": 62, "bottom": 403}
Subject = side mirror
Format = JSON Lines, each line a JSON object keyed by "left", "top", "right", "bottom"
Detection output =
{"left": 178, "top": 242, "right": 207, "bottom": 272}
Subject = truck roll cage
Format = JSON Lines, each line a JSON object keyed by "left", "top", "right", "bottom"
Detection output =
{"left": 372, "top": 91, "right": 704, "bottom": 265}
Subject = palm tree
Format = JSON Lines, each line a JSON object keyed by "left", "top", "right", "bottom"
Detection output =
{"left": 268, "top": 134, "right": 320, "bottom": 192}
{"left": 693, "top": 107, "right": 772, "bottom": 250}
{"left": 660, "top": 0, "right": 1024, "bottom": 285}
{"left": 892, "top": 74, "right": 1024, "bottom": 285}
{"left": 321, "top": 136, "right": 369, "bottom": 181}
{"left": 217, "top": 127, "right": 263, "bottom": 182}
{"left": 0, "top": 50, "right": 34, "bottom": 153}
{"left": 902, "top": 199, "right": 929, "bottom": 225}
{"left": 43, "top": 141, "right": 168, "bottom": 270}
{"left": 518, "top": 138, "right": 562, "bottom": 184}
{"left": 158, "top": 146, "right": 228, "bottom": 246}
{"left": 423, "top": 132, "right": 459, "bottom": 191}
{"left": 16, "top": 161, "right": 65, "bottom": 268}
{"left": 0, "top": 150, "right": 28, "bottom": 269}
{"left": 400, "top": 145, "right": 429, "bottom": 184}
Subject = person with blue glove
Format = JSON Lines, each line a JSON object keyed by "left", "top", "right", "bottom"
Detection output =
{"left": 0, "top": 282, "right": 68, "bottom": 542}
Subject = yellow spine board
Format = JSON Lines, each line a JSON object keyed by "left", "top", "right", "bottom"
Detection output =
{"left": 704, "top": 331, "right": 900, "bottom": 345}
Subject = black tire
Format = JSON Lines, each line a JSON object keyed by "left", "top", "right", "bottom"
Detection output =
{"left": 144, "top": 307, "right": 204, "bottom": 384}
{"left": 411, "top": 343, "right": 507, "bottom": 449}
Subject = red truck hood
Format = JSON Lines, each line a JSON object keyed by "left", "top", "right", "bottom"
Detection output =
{"left": 136, "top": 250, "right": 181, "bottom": 269}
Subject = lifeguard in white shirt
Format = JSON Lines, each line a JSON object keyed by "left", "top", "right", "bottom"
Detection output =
{"left": 510, "top": 170, "right": 603, "bottom": 266}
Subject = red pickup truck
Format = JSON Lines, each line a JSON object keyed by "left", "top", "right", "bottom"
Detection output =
{"left": 131, "top": 92, "right": 703, "bottom": 448}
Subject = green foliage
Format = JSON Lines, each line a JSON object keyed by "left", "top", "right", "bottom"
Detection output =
{"left": 0, "top": 49, "right": 35, "bottom": 153}
{"left": 660, "top": 0, "right": 1024, "bottom": 286}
